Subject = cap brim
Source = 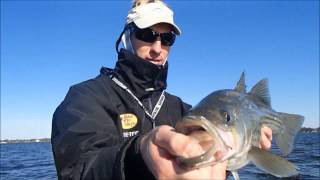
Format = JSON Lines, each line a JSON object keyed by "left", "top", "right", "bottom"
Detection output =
{"left": 134, "top": 19, "right": 181, "bottom": 35}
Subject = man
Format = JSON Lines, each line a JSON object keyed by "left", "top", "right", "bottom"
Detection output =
{"left": 51, "top": 0, "right": 272, "bottom": 179}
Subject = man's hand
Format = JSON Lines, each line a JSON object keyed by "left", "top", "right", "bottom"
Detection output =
{"left": 259, "top": 125, "right": 273, "bottom": 150}
{"left": 139, "top": 125, "right": 272, "bottom": 179}
{"left": 140, "top": 125, "right": 228, "bottom": 179}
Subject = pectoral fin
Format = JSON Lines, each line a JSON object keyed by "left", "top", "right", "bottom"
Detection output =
{"left": 248, "top": 146, "right": 299, "bottom": 178}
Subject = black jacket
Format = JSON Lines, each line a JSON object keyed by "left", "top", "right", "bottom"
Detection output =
{"left": 51, "top": 49, "right": 191, "bottom": 179}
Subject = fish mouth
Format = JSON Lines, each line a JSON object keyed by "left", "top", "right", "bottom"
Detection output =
{"left": 175, "top": 115, "right": 236, "bottom": 169}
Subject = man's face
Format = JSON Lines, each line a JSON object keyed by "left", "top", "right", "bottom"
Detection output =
{"left": 131, "top": 23, "right": 172, "bottom": 65}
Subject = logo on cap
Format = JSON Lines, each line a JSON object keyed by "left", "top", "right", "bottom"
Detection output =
{"left": 120, "top": 113, "right": 138, "bottom": 129}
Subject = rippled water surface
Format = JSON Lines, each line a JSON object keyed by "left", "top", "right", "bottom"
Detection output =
{"left": 1, "top": 133, "right": 319, "bottom": 179}
{"left": 230, "top": 132, "right": 320, "bottom": 180}
{"left": 1, "top": 142, "right": 56, "bottom": 180}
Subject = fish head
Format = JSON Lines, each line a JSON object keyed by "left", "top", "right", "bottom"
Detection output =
{"left": 176, "top": 89, "right": 250, "bottom": 168}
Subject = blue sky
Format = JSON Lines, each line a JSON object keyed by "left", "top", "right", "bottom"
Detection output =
{"left": 1, "top": 0, "right": 319, "bottom": 140}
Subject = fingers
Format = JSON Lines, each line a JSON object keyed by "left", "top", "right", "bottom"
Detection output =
{"left": 210, "top": 160, "right": 228, "bottom": 179}
{"left": 152, "top": 125, "right": 204, "bottom": 158}
{"left": 140, "top": 125, "right": 205, "bottom": 178}
{"left": 260, "top": 133, "right": 271, "bottom": 149}
{"left": 262, "top": 125, "right": 272, "bottom": 141}
{"left": 260, "top": 125, "right": 272, "bottom": 150}
{"left": 140, "top": 125, "right": 229, "bottom": 179}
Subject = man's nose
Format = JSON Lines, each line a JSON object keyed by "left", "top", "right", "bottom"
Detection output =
{"left": 150, "top": 37, "right": 162, "bottom": 54}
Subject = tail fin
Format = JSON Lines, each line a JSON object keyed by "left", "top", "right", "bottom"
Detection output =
{"left": 275, "top": 112, "right": 304, "bottom": 155}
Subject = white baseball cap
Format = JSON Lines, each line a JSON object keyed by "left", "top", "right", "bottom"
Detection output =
{"left": 126, "top": 2, "right": 181, "bottom": 35}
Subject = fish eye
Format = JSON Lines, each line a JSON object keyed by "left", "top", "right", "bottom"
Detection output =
{"left": 223, "top": 112, "right": 231, "bottom": 124}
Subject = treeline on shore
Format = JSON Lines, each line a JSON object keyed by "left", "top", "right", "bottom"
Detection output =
{"left": 0, "top": 138, "right": 50, "bottom": 144}
{"left": 300, "top": 127, "right": 320, "bottom": 132}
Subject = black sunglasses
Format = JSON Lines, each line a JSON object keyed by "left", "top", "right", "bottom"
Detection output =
{"left": 133, "top": 28, "right": 176, "bottom": 46}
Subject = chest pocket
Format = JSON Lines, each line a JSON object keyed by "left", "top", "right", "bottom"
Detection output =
{"left": 109, "top": 90, "right": 146, "bottom": 140}
{"left": 99, "top": 76, "right": 144, "bottom": 141}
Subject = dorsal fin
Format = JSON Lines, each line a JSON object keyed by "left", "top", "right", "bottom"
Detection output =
{"left": 250, "top": 78, "right": 271, "bottom": 107}
{"left": 235, "top": 72, "right": 246, "bottom": 93}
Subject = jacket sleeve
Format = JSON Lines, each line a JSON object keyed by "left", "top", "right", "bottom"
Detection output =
{"left": 181, "top": 101, "right": 192, "bottom": 115}
{"left": 51, "top": 80, "right": 139, "bottom": 180}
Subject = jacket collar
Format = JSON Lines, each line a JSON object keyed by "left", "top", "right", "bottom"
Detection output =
{"left": 112, "top": 49, "right": 168, "bottom": 99}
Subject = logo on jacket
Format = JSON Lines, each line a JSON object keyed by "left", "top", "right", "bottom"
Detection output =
{"left": 120, "top": 113, "right": 138, "bottom": 129}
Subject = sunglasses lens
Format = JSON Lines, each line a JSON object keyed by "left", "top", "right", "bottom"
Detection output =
{"left": 135, "top": 29, "right": 157, "bottom": 43}
{"left": 160, "top": 33, "right": 176, "bottom": 46}
{"left": 134, "top": 28, "right": 176, "bottom": 46}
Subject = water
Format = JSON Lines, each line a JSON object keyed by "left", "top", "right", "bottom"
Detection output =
{"left": 231, "top": 132, "right": 320, "bottom": 180}
{"left": 0, "top": 142, "right": 56, "bottom": 180}
{"left": 0, "top": 133, "right": 319, "bottom": 179}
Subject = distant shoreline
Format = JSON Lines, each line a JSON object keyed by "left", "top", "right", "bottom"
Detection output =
{"left": 1, "top": 127, "right": 319, "bottom": 144}
{"left": 300, "top": 127, "right": 320, "bottom": 133}
{"left": 0, "top": 138, "right": 50, "bottom": 144}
